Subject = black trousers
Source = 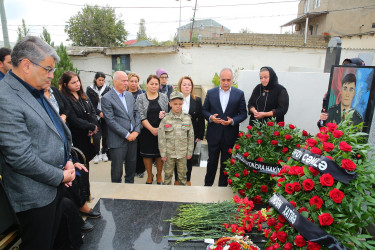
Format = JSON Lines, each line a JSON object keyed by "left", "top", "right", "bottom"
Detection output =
{"left": 99, "top": 118, "right": 108, "bottom": 154}
{"left": 204, "top": 140, "right": 233, "bottom": 187}
{"left": 17, "top": 185, "right": 64, "bottom": 250}
{"left": 135, "top": 137, "right": 145, "bottom": 174}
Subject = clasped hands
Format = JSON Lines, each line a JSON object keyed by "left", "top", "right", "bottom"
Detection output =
{"left": 252, "top": 109, "right": 267, "bottom": 120}
{"left": 126, "top": 131, "right": 139, "bottom": 142}
{"left": 211, "top": 114, "right": 233, "bottom": 126}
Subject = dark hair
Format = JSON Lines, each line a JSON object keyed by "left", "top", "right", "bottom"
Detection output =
{"left": 146, "top": 74, "right": 160, "bottom": 84}
{"left": 60, "top": 71, "right": 87, "bottom": 101}
{"left": 93, "top": 71, "right": 106, "bottom": 86}
{"left": 342, "top": 73, "right": 356, "bottom": 87}
{"left": 0, "top": 47, "right": 11, "bottom": 62}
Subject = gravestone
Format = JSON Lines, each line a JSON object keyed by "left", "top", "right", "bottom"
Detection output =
{"left": 324, "top": 37, "right": 342, "bottom": 73}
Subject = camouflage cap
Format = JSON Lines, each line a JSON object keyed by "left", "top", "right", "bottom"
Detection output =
{"left": 169, "top": 90, "right": 184, "bottom": 101}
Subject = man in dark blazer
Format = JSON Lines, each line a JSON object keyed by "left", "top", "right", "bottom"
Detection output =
{"left": 101, "top": 71, "right": 141, "bottom": 183}
{"left": 0, "top": 36, "right": 75, "bottom": 249}
{"left": 202, "top": 68, "right": 247, "bottom": 186}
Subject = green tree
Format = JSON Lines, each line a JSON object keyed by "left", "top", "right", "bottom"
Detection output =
{"left": 136, "top": 18, "right": 148, "bottom": 41}
{"left": 17, "top": 19, "right": 30, "bottom": 41}
{"left": 52, "top": 43, "right": 79, "bottom": 88}
{"left": 240, "top": 27, "right": 252, "bottom": 34}
{"left": 40, "top": 27, "right": 54, "bottom": 47}
{"left": 65, "top": 4, "right": 128, "bottom": 47}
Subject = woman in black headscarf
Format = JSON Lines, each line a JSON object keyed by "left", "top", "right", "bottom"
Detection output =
{"left": 248, "top": 66, "right": 289, "bottom": 125}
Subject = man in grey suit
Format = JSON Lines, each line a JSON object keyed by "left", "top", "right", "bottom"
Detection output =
{"left": 0, "top": 36, "right": 75, "bottom": 249}
{"left": 102, "top": 71, "right": 141, "bottom": 183}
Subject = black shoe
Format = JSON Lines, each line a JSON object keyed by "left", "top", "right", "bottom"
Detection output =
{"left": 81, "top": 221, "right": 94, "bottom": 232}
{"left": 80, "top": 209, "right": 101, "bottom": 218}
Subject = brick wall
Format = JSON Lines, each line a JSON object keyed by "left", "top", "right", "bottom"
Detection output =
{"left": 199, "top": 33, "right": 328, "bottom": 48}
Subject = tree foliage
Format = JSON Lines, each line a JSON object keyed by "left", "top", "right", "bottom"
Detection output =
{"left": 136, "top": 18, "right": 148, "bottom": 41}
{"left": 65, "top": 5, "right": 128, "bottom": 47}
{"left": 17, "top": 19, "right": 30, "bottom": 41}
{"left": 40, "top": 27, "right": 54, "bottom": 47}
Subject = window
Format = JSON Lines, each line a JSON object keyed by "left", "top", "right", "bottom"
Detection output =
{"left": 314, "top": 0, "right": 320, "bottom": 8}
{"left": 304, "top": 0, "right": 310, "bottom": 13}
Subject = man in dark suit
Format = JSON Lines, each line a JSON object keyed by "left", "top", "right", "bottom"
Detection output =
{"left": 0, "top": 36, "right": 75, "bottom": 249}
{"left": 202, "top": 68, "right": 247, "bottom": 186}
{"left": 101, "top": 71, "right": 141, "bottom": 183}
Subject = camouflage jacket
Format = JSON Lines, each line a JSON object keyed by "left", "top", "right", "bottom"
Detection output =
{"left": 158, "top": 111, "right": 194, "bottom": 158}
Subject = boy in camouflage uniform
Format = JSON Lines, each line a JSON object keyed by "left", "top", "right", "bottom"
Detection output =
{"left": 158, "top": 91, "right": 194, "bottom": 185}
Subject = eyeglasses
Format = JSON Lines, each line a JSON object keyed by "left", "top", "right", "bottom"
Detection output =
{"left": 29, "top": 59, "right": 56, "bottom": 74}
{"left": 160, "top": 76, "right": 168, "bottom": 79}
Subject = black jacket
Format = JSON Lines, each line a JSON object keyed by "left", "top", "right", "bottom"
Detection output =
{"left": 86, "top": 85, "right": 111, "bottom": 115}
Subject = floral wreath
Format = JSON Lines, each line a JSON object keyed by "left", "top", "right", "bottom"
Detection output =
{"left": 262, "top": 121, "right": 375, "bottom": 249}
{"left": 225, "top": 119, "right": 310, "bottom": 203}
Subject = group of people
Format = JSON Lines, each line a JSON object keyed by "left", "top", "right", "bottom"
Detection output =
{"left": 3, "top": 36, "right": 365, "bottom": 249}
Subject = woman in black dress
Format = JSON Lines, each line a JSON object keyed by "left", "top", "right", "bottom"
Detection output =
{"left": 175, "top": 76, "right": 205, "bottom": 186}
{"left": 136, "top": 75, "right": 169, "bottom": 184}
{"left": 248, "top": 66, "right": 289, "bottom": 125}
{"left": 60, "top": 71, "right": 100, "bottom": 212}
{"left": 86, "top": 72, "right": 111, "bottom": 164}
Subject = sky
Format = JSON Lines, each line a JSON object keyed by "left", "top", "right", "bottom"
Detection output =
{"left": 3, "top": 0, "right": 300, "bottom": 45}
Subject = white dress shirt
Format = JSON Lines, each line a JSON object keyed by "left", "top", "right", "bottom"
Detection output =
{"left": 219, "top": 86, "right": 231, "bottom": 113}
{"left": 182, "top": 94, "right": 190, "bottom": 114}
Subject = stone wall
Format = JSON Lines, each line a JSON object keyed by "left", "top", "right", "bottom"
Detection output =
{"left": 200, "top": 33, "right": 329, "bottom": 48}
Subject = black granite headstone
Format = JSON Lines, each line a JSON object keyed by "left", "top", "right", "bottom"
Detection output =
{"left": 324, "top": 37, "right": 342, "bottom": 73}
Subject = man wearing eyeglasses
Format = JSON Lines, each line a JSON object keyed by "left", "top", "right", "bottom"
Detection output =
{"left": 0, "top": 36, "right": 75, "bottom": 249}
{"left": 101, "top": 71, "right": 141, "bottom": 183}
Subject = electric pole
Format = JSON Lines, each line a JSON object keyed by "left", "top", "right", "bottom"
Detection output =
{"left": 0, "top": 0, "right": 10, "bottom": 48}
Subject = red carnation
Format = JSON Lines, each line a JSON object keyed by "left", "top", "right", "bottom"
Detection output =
{"left": 285, "top": 183, "right": 294, "bottom": 194}
{"left": 274, "top": 131, "right": 280, "bottom": 136}
{"left": 293, "top": 182, "right": 301, "bottom": 192}
{"left": 284, "top": 242, "right": 293, "bottom": 250}
{"left": 247, "top": 125, "right": 252, "bottom": 130}
{"left": 229, "top": 242, "right": 241, "bottom": 249}
{"left": 245, "top": 182, "right": 252, "bottom": 189}
{"left": 299, "top": 207, "right": 308, "bottom": 213}
{"left": 295, "top": 235, "right": 306, "bottom": 247}
{"left": 342, "top": 159, "right": 356, "bottom": 171}
{"left": 296, "top": 144, "right": 301, "bottom": 148}
{"left": 277, "top": 231, "right": 287, "bottom": 243}
{"left": 322, "top": 142, "right": 334, "bottom": 152}
{"left": 243, "top": 169, "right": 249, "bottom": 176}
{"left": 289, "top": 124, "right": 295, "bottom": 129}
{"left": 228, "top": 148, "right": 232, "bottom": 153}
{"left": 302, "top": 130, "right": 309, "bottom": 136}
{"left": 238, "top": 189, "right": 245, "bottom": 197}
{"left": 267, "top": 217, "right": 277, "bottom": 227}
{"left": 318, "top": 213, "right": 333, "bottom": 226}
{"left": 329, "top": 188, "right": 345, "bottom": 203}
{"left": 235, "top": 173, "right": 239, "bottom": 178}
{"left": 310, "top": 147, "right": 322, "bottom": 155}
{"left": 246, "top": 134, "right": 251, "bottom": 138}
{"left": 256, "top": 157, "right": 263, "bottom": 162}
{"left": 319, "top": 126, "right": 328, "bottom": 133}
{"left": 243, "top": 152, "right": 249, "bottom": 158}
{"left": 284, "top": 134, "right": 292, "bottom": 140}
{"left": 317, "top": 133, "right": 329, "bottom": 142}
{"left": 278, "top": 215, "right": 286, "bottom": 223}
{"left": 282, "top": 147, "right": 289, "bottom": 154}
{"left": 278, "top": 122, "right": 285, "bottom": 127}
{"left": 339, "top": 141, "right": 352, "bottom": 152}
{"left": 309, "top": 196, "right": 323, "bottom": 209}
{"left": 333, "top": 129, "right": 344, "bottom": 138}
{"left": 267, "top": 121, "right": 275, "bottom": 126}
{"left": 230, "top": 158, "right": 235, "bottom": 164}
{"left": 235, "top": 144, "right": 240, "bottom": 150}
{"left": 257, "top": 132, "right": 261, "bottom": 135}
{"left": 253, "top": 195, "right": 262, "bottom": 203}
{"left": 277, "top": 177, "right": 285, "bottom": 187}
{"left": 303, "top": 178, "right": 315, "bottom": 191}
{"left": 261, "top": 185, "right": 268, "bottom": 193}
{"left": 290, "top": 200, "right": 296, "bottom": 207}
{"left": 271, "top": 140, "right": 278, "bottom": 145}
{"left": 257, "top": 139, "right": 262, "bottom": 144}
{"left": 326, "top": 122, "right": 337, "bottom": 131}
{"left": 270, "top": 232, "right": 277, "bottom": 243}
{"left": 224, "top": 171, "right": 228, "bottom": 176}
{"left": 307, "top": 241, "right": 321, "bottom": 250}
{"left": 228, "top": 179, "right": 233, "bottom": 185}
{"left": 238, "top": 132, "right": 243, "bottom": 137}
{"left": 320, "top": 173, "right": 334, "bottom": 186}
{"left": 274, "top": 222, "right": 283, "bottom": 232}
{"left": 326, "top": 156, "right": 333, "bottom": 160}
{"left": 306, "top": 138, "right": 318, "bottom": 147}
